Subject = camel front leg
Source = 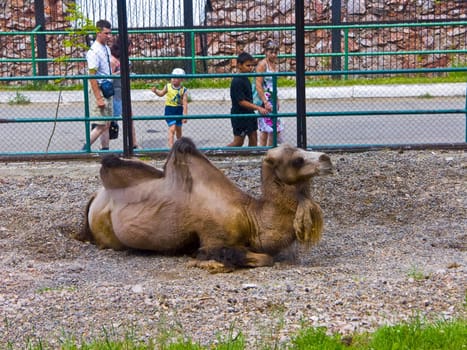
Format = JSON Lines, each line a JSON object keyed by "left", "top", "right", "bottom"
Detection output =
{"left": 187, "top": 259, "right": 234, "bottom": 274}
{"left": 244, "top": 250, "right": 274, "bottom": 267}
{"left": 190, "top": 246, "right": 274, "bottom": 273}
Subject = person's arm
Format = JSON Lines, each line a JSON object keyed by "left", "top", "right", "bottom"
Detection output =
{"left": 151, "top": 84, "right": 167, "bottom": 97}
{"left": 182, "top": 88, "right": 188, "bottom": 123}
{"left": 239, "top": 100, "right": 268, "bottom": 115}
{"left": 182, "top": 89, "right": 188, "bottom": 115}
{"left": 110, "top": 55, "right": 120, "bottom": 74}
{"left": 89, "top": 69, "right": 105, "bottom": 108}
{"left": 255, "top": 60, "right": 272, "bottom": 112}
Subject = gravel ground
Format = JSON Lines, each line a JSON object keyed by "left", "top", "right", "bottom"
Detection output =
{"left": 0, "top": 149, "right": 466, "bottom": 348}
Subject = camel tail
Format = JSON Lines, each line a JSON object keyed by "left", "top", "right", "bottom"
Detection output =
{"left": 74, "top": 194, "right": 96, "bottom": 243}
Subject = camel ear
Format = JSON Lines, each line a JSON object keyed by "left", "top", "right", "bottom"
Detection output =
{"left": 264, "top": 147, "right": 281, "bottom": 168}
{"left": 263, "top": 154, "right": 276, "bottom": 168}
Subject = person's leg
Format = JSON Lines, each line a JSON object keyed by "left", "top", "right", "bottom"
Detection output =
{"left": 175, "top": 121, "right": 183, "bottom": 140}
{"left": 89, "top": 125, "right": 103, "bottom": 145}
{"left": 247, "top": 131, "right": 258, "bottom": 147}
{"left": 99, "top": 122, "right": 110, "bottom": 149}
{"left": 131, "top": 122, "right": 139, "bottom": 148}
{"left": 276, "top": 131, "right": 283, "bottom": 144}
{"left": 227, "top": 135, "right": 245, "bottom": 147}
{"left": 97, "top": 97, "right": 112, "bottom": 149}
{"left": 259, "top": 132, "right": 268, "bottom": 146}
{"left": 167, "top": 124, "right": 176, "bottom": 147}
{"left": 89, "top": 123, "right": 108, "bottom": 145}
{"left": 175, "top": 126, "right": 182, "bottom": 140}
{"left": 85, "top": 89, "right": 109, "bottom": 150}
{"left": 267, "top": 132, "right": 274, "bottom": 146}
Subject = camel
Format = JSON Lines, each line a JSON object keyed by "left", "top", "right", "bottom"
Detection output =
{"left": 77, "top": 137, "right": 332, "bottom": 273}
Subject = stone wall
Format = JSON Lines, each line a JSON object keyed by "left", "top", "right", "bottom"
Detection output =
{"left": 0, "top": 0, "right": 465, "bottom": 78}
{"left": 204, "top": 0, "right": 466, "bottom": 73}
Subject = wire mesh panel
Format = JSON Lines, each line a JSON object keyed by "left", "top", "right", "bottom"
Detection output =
{"left": 345, "top": 0, "right": 466, "bottom": 24}
{"left": 305, "top": 95, "right": 466, "bottom": 147}
{"left": 0, "top": 1, "right": 466, "bottom": 157}
{"left": 0, "top": 76, "right": 465, "bottom": 155}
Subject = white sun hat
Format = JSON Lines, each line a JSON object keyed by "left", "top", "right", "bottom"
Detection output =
{"left": 171, "top": 68, "right": 185, "bottom": 75}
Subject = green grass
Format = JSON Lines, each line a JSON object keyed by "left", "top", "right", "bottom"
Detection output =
{"left": 5, "top": 317, "right": 466, "bottom": 350}
{"left": 304, "top": 73, "right": 467, "bottom": 87}
{"left": 406, "top": 265, "right": 430, "bottom": 281}
{"left": 290, "top": 318, "right": 467, "bottom": 349}
{"left": 7, "top": 91, "right": 31, "bottom": 105}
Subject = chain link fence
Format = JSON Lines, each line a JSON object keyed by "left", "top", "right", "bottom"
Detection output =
{"left": 0, "top": 1, "right": 466, "bottom": 157}
{"left": 1, "top": 74, "right": 465, "bottom": 156}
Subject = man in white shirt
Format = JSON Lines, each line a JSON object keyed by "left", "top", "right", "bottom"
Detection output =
{"left": 84, "top": 19, "right": 113, "bottom": 151}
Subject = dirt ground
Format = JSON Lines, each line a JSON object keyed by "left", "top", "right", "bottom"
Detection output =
{"left": 0, "top": 149, "right": 465, "bottom": 348}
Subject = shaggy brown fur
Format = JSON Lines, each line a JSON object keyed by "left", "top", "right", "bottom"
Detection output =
{"left": 79, "top": 137, "right": 332, "bottom": 273}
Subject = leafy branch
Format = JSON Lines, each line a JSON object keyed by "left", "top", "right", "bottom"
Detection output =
{"left": 46, "top": 3, "right": 97, "bottom": 152}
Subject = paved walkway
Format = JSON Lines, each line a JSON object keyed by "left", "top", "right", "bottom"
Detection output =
{"left": 1, "top": 83, "right": 465, "bottom": 104}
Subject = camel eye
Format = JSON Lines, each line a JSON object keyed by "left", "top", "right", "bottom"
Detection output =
{"left": 291, "top": 157, "right": 304, "bottom": 168}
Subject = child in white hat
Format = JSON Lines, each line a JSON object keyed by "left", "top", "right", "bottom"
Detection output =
{"left": 151, "top": 68, "right": 188, "bottom": 147}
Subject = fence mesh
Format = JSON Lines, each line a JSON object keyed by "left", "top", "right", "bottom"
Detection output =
{"left": 0, "top": 1, "right": 466, "bottom": 156}
{"left": 1, "top": 77, "right": 465, "bottom": 155}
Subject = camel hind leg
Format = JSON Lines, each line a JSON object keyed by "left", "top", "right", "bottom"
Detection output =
{"left": 75, "top": 193, "right": 125, "bottom": 250}
{"left": 74, "top": 194, "right": 97, "bottom": 243}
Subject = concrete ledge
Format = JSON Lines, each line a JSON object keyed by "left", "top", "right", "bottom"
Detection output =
{"left": 1, "top": 83, "right": 465, "bottom": 104}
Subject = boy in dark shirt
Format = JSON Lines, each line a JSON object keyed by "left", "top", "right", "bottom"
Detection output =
{"left": 228, "top": 52, "right": 269, "bottom": 147}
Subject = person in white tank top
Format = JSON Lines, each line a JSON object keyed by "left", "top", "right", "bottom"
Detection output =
{"left": 253, "top": 39, "right": 285, "bottom": 146}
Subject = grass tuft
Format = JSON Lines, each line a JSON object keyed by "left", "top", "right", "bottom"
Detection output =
{"left": 7, "top": 91, "right": 31, "bottom": 105}
{"left": 8, "top": 317, "right": 465, "bottom": 350}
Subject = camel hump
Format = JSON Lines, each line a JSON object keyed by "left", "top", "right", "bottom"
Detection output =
{"left": 171, "top": 137, "right": 206, "bottom": 160}
{"left": 164, "top": 137, "right": 213, "bottom": 192}
{"left": 173, "top": 137, "right": 197, "bottom": 153}
{"left": 100, "top": 154, "right": 164, "bottom": 189}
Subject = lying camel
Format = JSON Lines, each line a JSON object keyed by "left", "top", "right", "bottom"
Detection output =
{"left": 77, "top": 137, "right": 332, "bottom": 273}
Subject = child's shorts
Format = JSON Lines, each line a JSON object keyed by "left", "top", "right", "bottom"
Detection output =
{"left": 165, "top": 105, "right": 184, "bottom": 127}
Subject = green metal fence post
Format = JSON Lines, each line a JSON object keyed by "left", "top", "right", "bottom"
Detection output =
{"left": 30, "top": 29, "right": 38, "bottom": 78}
{"left": 272, "top": 74, "right": 278, "bottom": 147}
{"left": 83, "top": 79, "right": 91, "bottom": 152}
{"left": 191, "top": 31, "right": 196, "bottom": 74}
{"left": 344, "top": 28, "right": 349, "bottom": 80}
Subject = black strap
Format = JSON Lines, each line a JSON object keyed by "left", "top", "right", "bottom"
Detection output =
{"left": 103, "top": 45, "right": 111, "bottom": 80}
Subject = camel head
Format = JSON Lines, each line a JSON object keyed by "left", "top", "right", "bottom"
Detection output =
{"left": 262, "top": 144, "right": 332, "bottom": 185}
{"left": 259, "top": 144, "right": 333, "bottom": 248}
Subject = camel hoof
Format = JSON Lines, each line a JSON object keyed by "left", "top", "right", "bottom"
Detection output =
{"left": 245, "top": 252, "right": 274, "bottom": 267}
{"left": 187, "top": 259, "right": 234, "bottom": 274}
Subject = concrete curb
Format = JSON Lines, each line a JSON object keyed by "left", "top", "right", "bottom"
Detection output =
{"left": 1, "top": 83, "right": 465, "bottom": 104}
